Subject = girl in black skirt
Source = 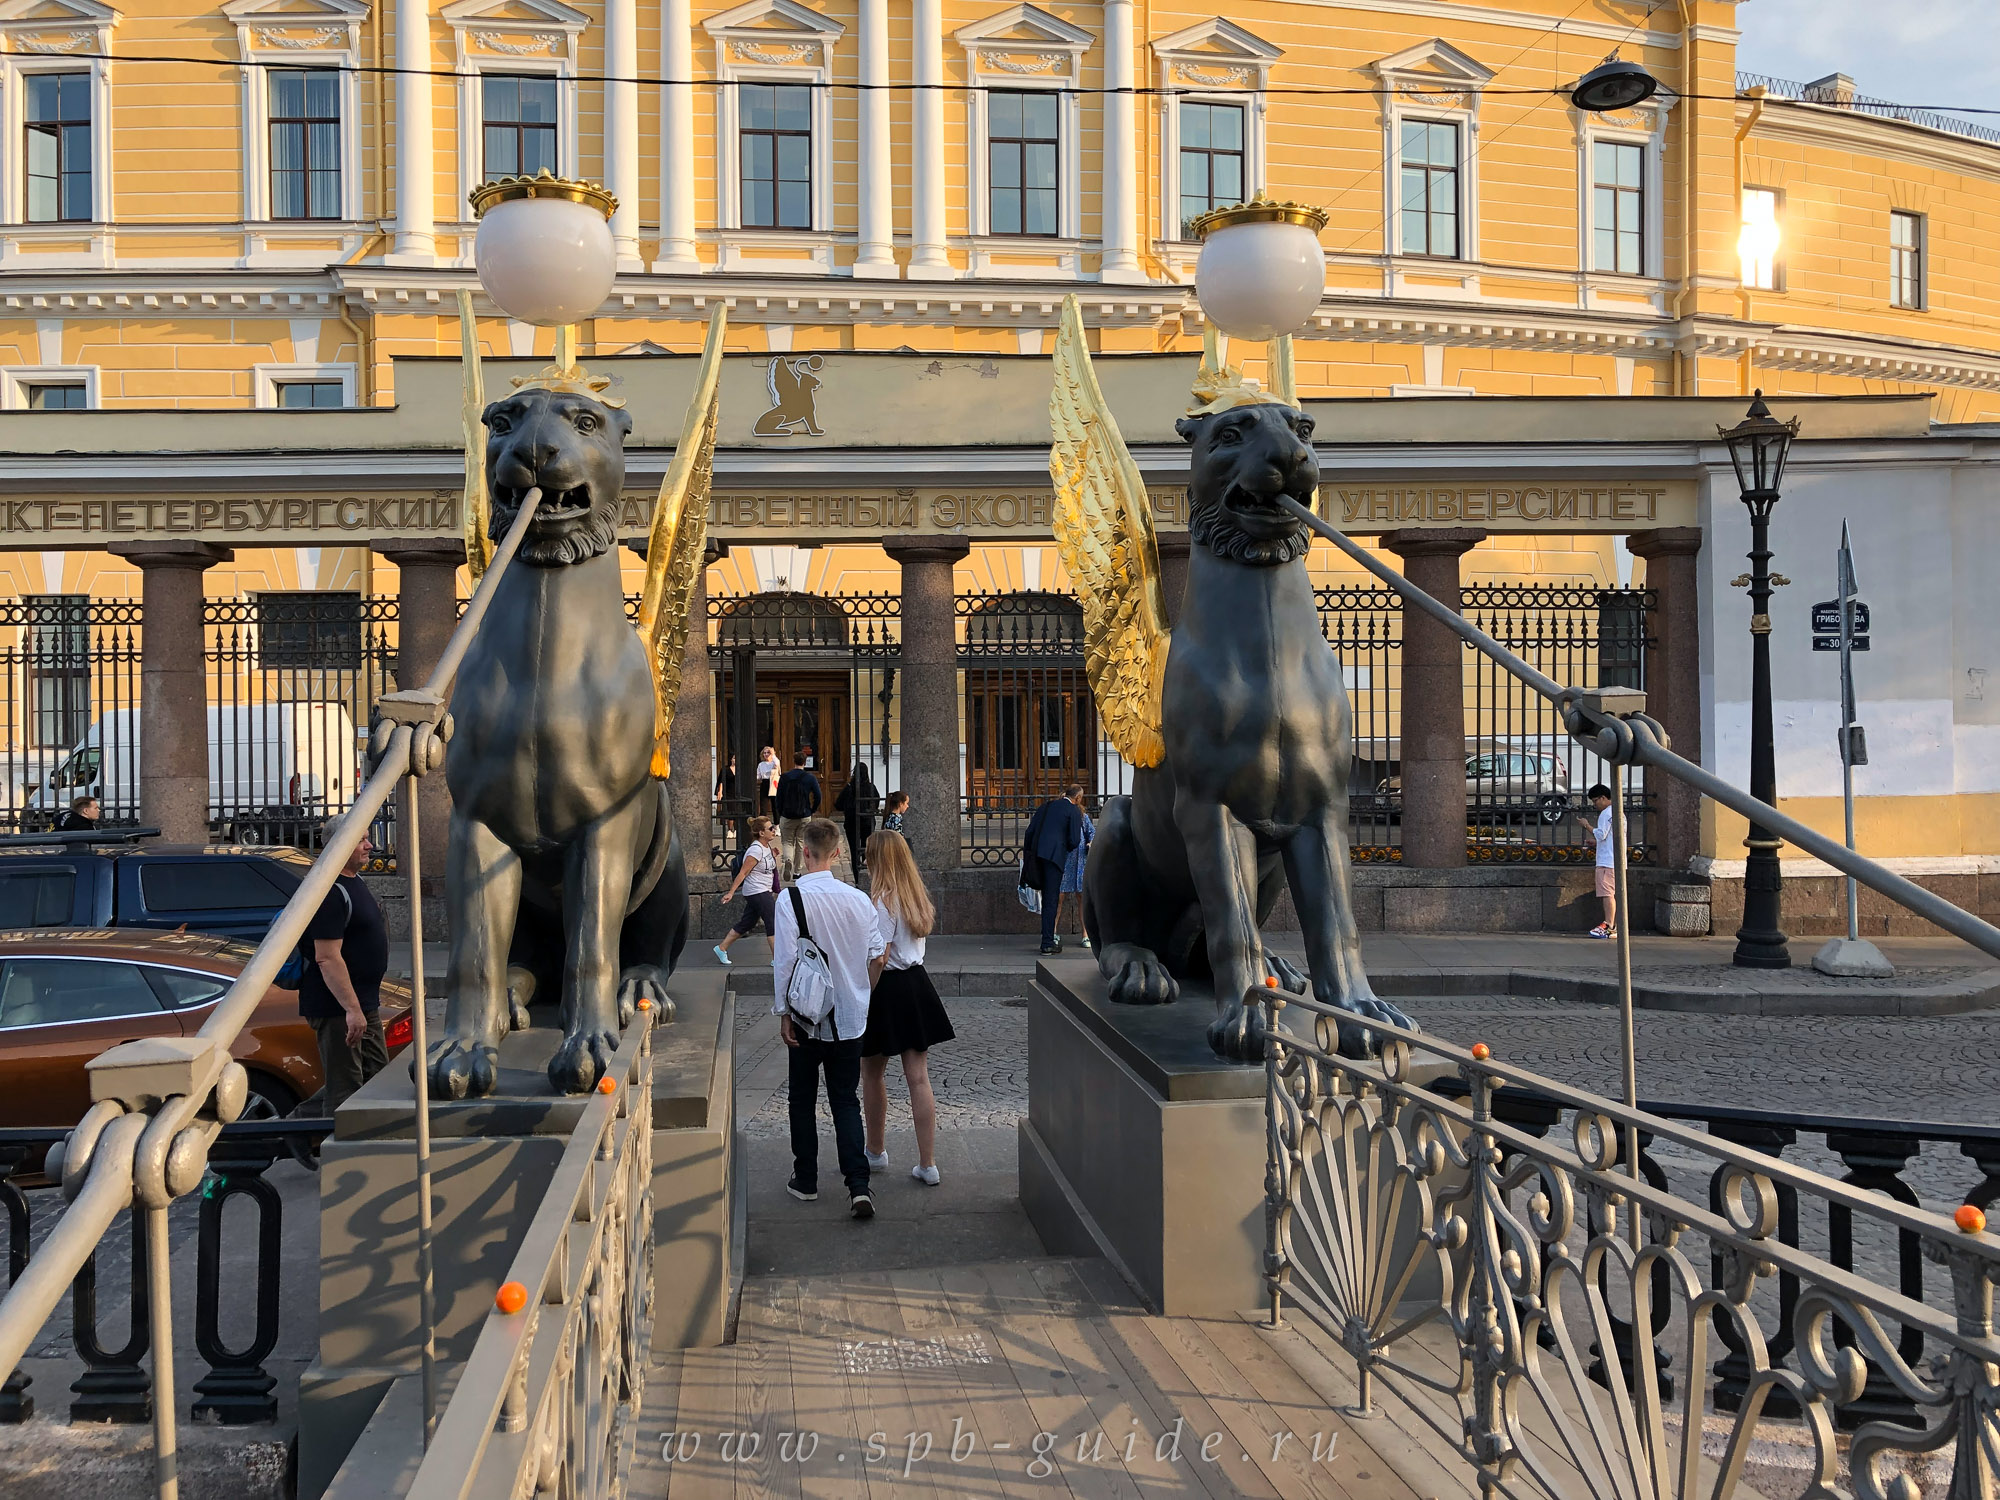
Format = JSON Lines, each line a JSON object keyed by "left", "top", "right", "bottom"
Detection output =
{"left": 859, "top": 830, "right": 954, "bottom": 1185}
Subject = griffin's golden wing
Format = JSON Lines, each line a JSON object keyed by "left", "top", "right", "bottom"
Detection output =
{"left": 635, "top": 304, "right": 728, "bottom": 780}
{"left": 1048, "top": 295, "right": 1169, "bottom": 768}
{"left": 457, "top": 289, "right": 494, "bottom": 583}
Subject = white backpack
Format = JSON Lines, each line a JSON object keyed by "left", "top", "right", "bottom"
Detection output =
{"left": 784, "top": 886, "right": 838, "bottom": 1034}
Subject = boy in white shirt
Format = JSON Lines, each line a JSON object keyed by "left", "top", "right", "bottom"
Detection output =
{"left": 772, "top": 818, "right": 886, "bottom": 1218}
{"left": 1575, "top": 783, "right": 1617, "bottom": 938}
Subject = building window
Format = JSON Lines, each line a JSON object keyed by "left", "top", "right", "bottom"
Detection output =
{"left": 1592, "top": 140, "right": 1645, "bottom": 275}
{"left": 738, "top": 83, "right": 812, "bottom": 230}
{"left": 1891, "top": 210, "right": 1924, "bottom": 310}
{"left": 276, "top": 381, "right": 345, "bottom": 409}
{"left": 1177, "top": 101, "right": 1244, "bottom": 239}
{"left": 25, "top": 72, "right": 91, "bottom": 223}
{"left": 25, "top": 595, "right": 90, "bottom": 751}
{"left": 269, "top": 70, "right": 341, "bottom": 221}
{"left": 25, "top": 383, "right": 85, "bottom": 409}
{"left": 988, "top": 91, "right": 1059, "bottom": 237}
{"left": 1398, "top": 120, "right": 1459, "bottom": 258}
{"left": 254, "top": 592, "right": 362, "bottom": 670}
{"left": 481, "top": 75, "right": 558, "bottom": 182}
{"left": 1739, "top": 187, "right": 1779, "bottom": 290}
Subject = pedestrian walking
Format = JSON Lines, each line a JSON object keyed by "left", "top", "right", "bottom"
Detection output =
{"left": 299, "top": 818, "right": 390, "bottom": 1112}
{"left": 774, "top": 750, "right": 823, "bottom": 879}
{"left": 1056, "top": 798, "right": 1095, "bottom": 948}
{"left": 56, "top": 795, "right": 100, "bottom": 832}
{"left": 714, "top": 753, "right": 736, "bottom": 804}
{"left": 859, "top": 831, "right": 954, "bottom": 1186}
{"left": 756, "top": 745, "right": 780, "bottom": 816}
{"left": 880, "top": 789, "right": 907, "bottom": 834}
{"left": 1020, "top": 786, "right": 1085, "bottom": 956}
{"left": 1576, "top": 783, "right": 1618, "bottom": 938}
{"left": 773, "top": 818, "right": 886, "bottom": 1219}
{"left": 713, "top": 816, "right": 781, "bottom": 966}
{"left": 834, "top": 761, "right": 878, "bottom": 881}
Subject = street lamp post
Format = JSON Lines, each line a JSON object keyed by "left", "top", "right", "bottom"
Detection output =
{"left": 1720, "top": 390, "right": 1801, "bottom": 968}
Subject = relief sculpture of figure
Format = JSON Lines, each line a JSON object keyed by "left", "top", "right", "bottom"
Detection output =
{"left": 427, "top": 310, "right": 727, "bottom": 1096}
{"left": 752, "top": 353, "right": 824, "bottom": 437}
{"left": 1048, "top": 296, "right": 1414, "bottom": 1061}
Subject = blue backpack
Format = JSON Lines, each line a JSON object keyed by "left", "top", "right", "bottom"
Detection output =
{"left": 276, "top": 882, "right": 350, "bottom": 990}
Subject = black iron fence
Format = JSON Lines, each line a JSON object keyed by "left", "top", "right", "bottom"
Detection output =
{"left": 0, "top": 598, "right": 143, "bottom": 833}
{"left": 1317, "top": 584, "right": 1403, "bottom": 860}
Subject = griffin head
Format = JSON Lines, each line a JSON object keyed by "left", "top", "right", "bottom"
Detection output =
{"left": 483, "top": 387, "right": 633, "bottom": 567}
{"left": 1174, "top": 401, "right": 1318, "bottom": 567}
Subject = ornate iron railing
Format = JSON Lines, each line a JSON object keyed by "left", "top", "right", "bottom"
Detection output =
{"left": 1264, "top": 491, "right": 2000, "bottom": 1500}
{"left": 1736, "top": 71, "right": 2000, "bottom": 148}
{"left": 0, "top": 597, "right": 143, "bottom": 833}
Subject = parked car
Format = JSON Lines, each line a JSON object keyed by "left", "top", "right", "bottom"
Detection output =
{"left": 0, "top": 837, "right": 317, "bottom": 940}
{"left": 1376, "top": 749, "right": 1574, "bottom": 825}
{"left": 21, "top": 703, "right": 360, "bottom": 840}
{"left": 0, "top": 927, "right": 413, "bottom": 1127}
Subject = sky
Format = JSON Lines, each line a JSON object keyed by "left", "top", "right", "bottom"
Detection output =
{"left": 1733, "top": 0, "right": 2000, "bottom": 131}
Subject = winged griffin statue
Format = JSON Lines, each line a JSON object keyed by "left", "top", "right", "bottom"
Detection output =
{"left": 427, "top": 308, "right": 726, "bottom": 1097}
{"left": 1049, "top": 296, "right": 1414, "bottom": 1061}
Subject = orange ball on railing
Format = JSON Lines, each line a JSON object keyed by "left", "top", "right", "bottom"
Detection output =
{"left": 597, "top": 1076, "right": 617, "bottom": 1095}
{"left": 495, "top": 1281, "right": 528, "bottom": 1314}
{"left": 1264, "top": 975, "right": 1279, "bottom": 989}
{"left": 636, "top": 996, "right": 651, "bottom": 1011}
{"left": 1957, "top": 1204, "right": 1988, "bottom": 1234}
{"left": 1470, "top": 1043, "right": 1492, "bottom": 1062}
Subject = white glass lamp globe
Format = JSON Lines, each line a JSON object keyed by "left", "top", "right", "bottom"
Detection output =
{"left": 470, "top": 174, "right": 620, "bottom": 327}
{"left": 1191, "top": 199, "right": 1330, "bottom": 343}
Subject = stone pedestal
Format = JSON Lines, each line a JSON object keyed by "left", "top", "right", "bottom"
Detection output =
{"left": 1381, "top": 528, "right": 1485, "bottom": 868}
{"left": 1628, "top": 528, "right": 1703, "bottom": 874}
{"left": 109, "top": 541, "right": 232, "bottom": 843}
{"left": 374, "top": 539, "right": 462, "bottom": 897}
{"left": 297, "top": 974, "right": 735, "bottom": 1499}
{"left": 885, "top": 533, "right": 969, "bottom": 874}
{"left": 1019, "top": 960, "right": 1267, "bottom": 1317}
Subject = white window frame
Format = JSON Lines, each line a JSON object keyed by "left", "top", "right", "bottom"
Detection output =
{"left": 440, "top": 0, "right": 587, "bottom": 224}
{"left": 0, "top": 364, "right": 98, "bottom": 408}
{"left": 1369, "top": 40, "right": 1493, "bottom": 269}
{"left": 1151, "top": 18, "right": 1279, "bottom": 248}
{"left": 1890, "top": 208, "right": 1925, "bottom": 311}
{"left": 223, "top": 0, "right": 367, "bottom": 225}
{"left": 1739, "top": 185, "right": 1781, "bottom": 291}
{"left": 0, "top": 0, "right": 118, "bottom": 231}
{"left": 253, "top": 362, "right": 358, "bottom": 408}
{"left": 1573, "top": 87, "right": 1673, "bottom": 295}
{"left": 955, "top": 3, "right": 1090, "bottom": 274}
{"left": 705, "top": 0, "right": 842, "bottom": 272}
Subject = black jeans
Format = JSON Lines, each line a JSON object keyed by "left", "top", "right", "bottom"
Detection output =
{"left": 787, "top": 1033, "right": 869, "bottom": 1195}
{"left": 1036, "top": 856, "right": 1066, "bottom": 948}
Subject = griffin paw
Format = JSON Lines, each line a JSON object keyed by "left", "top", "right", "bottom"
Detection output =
{"left": 505, "top": 966, "right": 537, "bottom": 1033}
{"left": 1206, "top": 996, "right": 1268, "bottom": 1063}
{"left": 1322, "top": 992, "right": 1417, "bottom": 1058}
{"left": 1265, "top": 954, "right": 1309, "bottom": 994}
{"left": 1102, "top": 944, "right": 1178, "bottom": 1005}
{"left": 426, "top": 1038, "right": 498, "bottom": 1100}
{"left": 548, "top": 1028, "right": 621, "bottom": 1094}
{"left": 616, "top": 965, "right": 675, "bottom": 1025}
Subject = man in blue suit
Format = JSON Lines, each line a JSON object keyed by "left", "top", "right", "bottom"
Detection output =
{"left": 1021, "top": 786, "right": 1085, "bottom": 956}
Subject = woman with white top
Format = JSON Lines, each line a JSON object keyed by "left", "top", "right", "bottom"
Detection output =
{"left": 713, "top": 816, "right": 781, "bottom": 965}
{"left": 858, "top": 830, "right": 955, "bottom": 1184}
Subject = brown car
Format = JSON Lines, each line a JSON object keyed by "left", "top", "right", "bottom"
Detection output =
{"left": 0, "top": 927, "right": 413, "bottom": 1127}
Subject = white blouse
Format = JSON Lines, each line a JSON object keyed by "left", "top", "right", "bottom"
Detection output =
{"left": 874, "top": 899, "right": 926, "bottom": 972}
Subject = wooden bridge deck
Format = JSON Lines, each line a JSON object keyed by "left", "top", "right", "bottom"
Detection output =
{"left": 634, "top": 1257, "right": 1476, "bottom": 1500}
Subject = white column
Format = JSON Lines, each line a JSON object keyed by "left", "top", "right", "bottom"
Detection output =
{"left": 392, "top": 0, "right": 434, "bottom": 261}
{"left": 605, "top": 0, "right": 642, "bottom": 268}
{"left": 655, "top": 0, "right": 702, "bottom": 273}
{"left": 907, "top": 0, "right": 953, "bottom": 279}
{"left": 853, "top": 0, "right": 896, "bottom": 276}
{"left": 1098, "top": 0, "right": 1144, "bottom": 283}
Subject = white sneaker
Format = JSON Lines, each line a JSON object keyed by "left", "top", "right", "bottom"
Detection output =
{"left": 911, "top": 1163, "right": 940, "bottom": 1186}
{"left": 865, "top": 1150, "right": 889, "bottom": 1170}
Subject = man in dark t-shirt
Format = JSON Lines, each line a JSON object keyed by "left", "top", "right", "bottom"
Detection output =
{"left": 300, "top": 822, "right": 390, "bottom": 1111}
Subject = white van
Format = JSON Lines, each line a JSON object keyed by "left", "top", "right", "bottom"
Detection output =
{"left": 27, "top": 704, "right": 361, "bottom": 835}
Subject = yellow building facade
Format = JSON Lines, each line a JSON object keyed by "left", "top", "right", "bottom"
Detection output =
{"left": 0, "top": 0, "right": 1994, "bottom": 922}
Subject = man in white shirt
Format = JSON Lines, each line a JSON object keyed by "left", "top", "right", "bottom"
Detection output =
{"left": 773, "top": 818, "right": 885, "bottom": 1218}
{"left": 1575, "top": 783, "right": 1617, "bottom": 938}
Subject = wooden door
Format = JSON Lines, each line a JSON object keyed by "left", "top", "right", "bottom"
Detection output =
{"left": 718, "top": 670, "right": 850, "bottom": 818}
{"left": 964, "top": 669, "right": 1095, "bottom": 811}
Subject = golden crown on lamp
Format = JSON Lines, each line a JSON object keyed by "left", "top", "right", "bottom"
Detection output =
{"left": 1185, "top": 194, "right": 1329, "bottom": 412}
{"left": 470, "top": 169, "right": 622, "bottom": 398}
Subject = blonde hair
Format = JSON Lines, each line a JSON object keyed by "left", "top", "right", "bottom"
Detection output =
{"left": 864, "top": 830, "right": 934, "bottom": 940}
